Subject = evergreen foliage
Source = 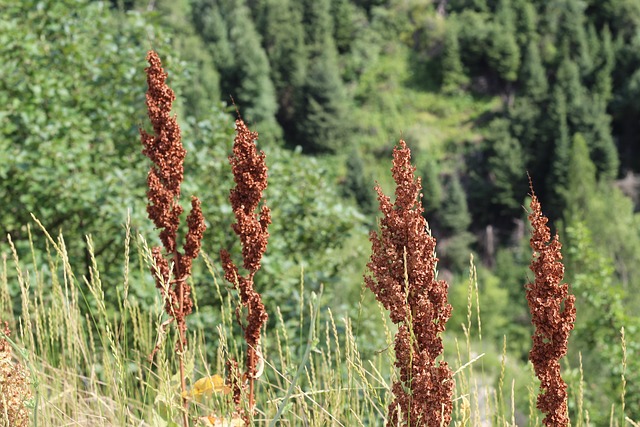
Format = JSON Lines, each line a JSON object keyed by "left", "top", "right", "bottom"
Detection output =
{"left": 441, "top": 20, "right": 469, "bottom": 94}
{"left": 342, "top": 150, "right": 377, "bottom": 216}
{"left": 486, "top": 118, "right": 527, "bottom": 222}
{"left": 255, "top": 0, "right": 306, "bottom": 136}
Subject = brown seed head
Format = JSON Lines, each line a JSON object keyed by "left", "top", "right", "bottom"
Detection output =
{"left": 141, "top": 50, "right": 186, "bottom": 254}
{"left": 366, "top": 140, "right": 453, "bottom": 427}
{"left": 527, "top": 183, "right": 576, "bottom": 427}
{"left": 0, "top": 322, "right": 32, "bottom": 427}
{"left": 141, "top": 51, "right": 206, "bottom": 351}
{"left": 221, "top": 118, "right": 270, "bottom": 416}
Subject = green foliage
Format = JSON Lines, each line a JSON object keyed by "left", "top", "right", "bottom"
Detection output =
{"left": 302, "top": 0, "right": 334, "bottom": 55}
{"left": 563, "top": 133, "right": 597, "bottom": 219}
{"left": 420, "top": 154, "right": 443, "bottom": 216}
{"left": 563, "top": 220, "right": 640, "bottom": 424}
{"left": 436, "top": 174, "right": 475, "bottom": 271}
{"left": 150, "top": 0, "right": 221, "bottom": 120}
{"left": 486, "top": 119, "right": 527, "bottom": 222}
{"left": 341, "top": 150, "right": 377, "bottom": 217}
{"left": 0, "top": 0, "right": 166, "bottom": 288}
{"left": 487, "top": 22, "right": 520, "bottom": 83}
{"left": 255, "top": 0, "right": 306, "bottom": 133}
{"left": 520, "top": 40, "right": 548, "bottom": 101}
{"left": 331, "top": 0, "right": 355, "bottom": 54}
{"left": 294, "top": 49, "right": 350, "bottom": 153}
{"left": 441, "top": 20, "right": 469, "bottom": 94}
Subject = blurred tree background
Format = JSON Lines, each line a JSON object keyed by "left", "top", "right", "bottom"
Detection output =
{"left": 2, "top": 0, "right": 640, "bottom": 423}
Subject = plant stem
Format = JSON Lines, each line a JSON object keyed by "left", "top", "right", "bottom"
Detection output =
{"left": 175, "top": 248, "right": 189, "bottom": 427}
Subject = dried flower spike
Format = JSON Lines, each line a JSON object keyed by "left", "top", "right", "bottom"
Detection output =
{"left": 366, "top": 140, "right": 453, "bottom": 427}
{"left": 0, "top": 322, "right": 32, "bottom": 427}
{"left": 526, "top": 181, "right": 576, "bottom": 427}
{"left": 140, "top": 50, "right": 206, "bottom": 425}
{"left": 220, "top": 118, "right": 270, "bottom": 418}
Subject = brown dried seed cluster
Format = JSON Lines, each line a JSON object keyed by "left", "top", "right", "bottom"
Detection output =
{"left": 220, "top": 119, "right": 270, "bottom": 412}
{"left": 526, "top": 185, "right": 576, "bottom": 427}
{"left": 0, "top": 322, "right": 32, "bottom": 427}
{"left": 366, "top": 140, "right": 453, "bottom": 427}
{"left": 141, "top": 50, "right": 206, "bottom": 346}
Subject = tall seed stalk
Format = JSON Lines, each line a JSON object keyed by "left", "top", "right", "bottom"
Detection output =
{"left": 365, "top": 140, "right": 454, "bottom": 427}
{"left": 220, "top": 118, "right": 271, "bottom": 423}
{"left": 140, "top": 50, "right": 206, "bottom": 427}
{"left": 526, "top": 181, "right": 576, "bottom": 427}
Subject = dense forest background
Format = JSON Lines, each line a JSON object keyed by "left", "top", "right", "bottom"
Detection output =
{"left": 2, "top": 0, "right": 640, "bottom": 423}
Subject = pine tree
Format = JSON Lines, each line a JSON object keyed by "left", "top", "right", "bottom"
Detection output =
{"left": 420, "top": 154, "right": 443, "bottom": 217}
{"left": 256, "top": 0, "right": 306, "bottom": 136}
{"left": 342, "top": 149, "right": 376, "bottom": 216}
{"left": 583, "top": 99, "right": 619, "bottom": 181}
{"left": 448, "top": 0, "right": 488, "bottom": 13}
{"left": 294, "top": 0, "right": 349, "bottom": 152}
{"left": 520, "top": 40, "right": 548, "bottom": 102}
{"left": 555, "top": 52, "right": 618, "bottom": 181}
{"left": 192, "top": 0, "right": 281, "bottom": 139}
{"left": 563, "top": 133, "right": 597, "bottom": 220}
{"left": 437, "top": 173, "right": 475, "bottom": 271}
{"left": 486, "top": 118, "right": 527, "bottom": 222}
{"left": 594, "top": 25, "right": 614, "bottom": 102}
{"left": 191, "top": 0, "right": 234, "bottom": 76}
{"left": 154, "top": 0, "right": 220, "bottom": 119}
{"left": 441, "top": 20, "right": 469, "bottom": 94}
{"left": 439, "top": 173, "right": 471, "bottom": 234}
{"left": 331, "top": 0, "right": 354, "bottom": 54}
{"left": 545, "top": 85, "right": 571, "bottom": 218}
{"left": 546, "top": 0, "right": 590, "bottom": 71}
{"left": 295, "top": 49, "right": 349, "bottom": 152}
{"left": 302, "top": 0, "right": 334, "bottom": 57}
{"left": 487, "top": 1, "right": 521, "bottom": 84}
{"left": 555, "top": 55, "right": 585, "bottom": 128}
{"left": 513, "top": 0, "right": 537, "bottom": 49}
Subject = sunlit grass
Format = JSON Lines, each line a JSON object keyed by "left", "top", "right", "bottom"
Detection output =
{"left": 1, "top": 220, "right": 635, "bottom": 426}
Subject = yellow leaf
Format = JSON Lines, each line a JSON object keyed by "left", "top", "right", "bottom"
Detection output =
{"left": 198, "top": 414, "right": 245, "bottom": 427}
{"left": 183, "top": 374, "right": 231, "bottom": 399}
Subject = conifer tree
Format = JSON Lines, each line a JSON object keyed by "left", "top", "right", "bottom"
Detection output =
{"left": 546, "top": 0, "right": 590, "bottom": 72}
{"left": 296, "top": 49, "right": 349, "bottom": 152}
{"left": 191, "top": 0, "right": 280, "bottom": 138}
{"left": 513, "top": 0, "right": 537, "bottom": 49}
{"left": 302, "top": 0, "right": 334, "bottom": 55}
{"left": 442, "top": 21, "right": 469, "bottom": 94}
{"left": 487, "top": 1, "right": 520, "bottom": 84}
{"left": 594, "top": 25, "right": 614, "bottom": 102}
{"left": 154, "top": 0, "right": 220, "bottom": 119}
{"left": 420, "top": 155, "right": 443, "bottom": 217}
{"left": 546, "top": 86, "right": 571, "bottom": 218}
{"left": 342, "top": 149, "right": 376, "bottom": 216}
{"left": 191, "top": 0, "right": 234, "bottom": 77}
{"left": 520, "top": 40, "right": 548, "bottom": 102}
{"left": 448, "top": 0, "right": 488, "bottom": 13}
{"left": 438, "top": 173, "right": 475, "bottom": 271}
{"left": 295, "top": 0, "right": 349, "bottom": 152}
{"left": 585, "top": 99, "right": 619, "bottom": 181}
{"left": 555, "top": 55, "right": 585, "bottom": 124}
{"left": 256, "top": 0, "right": 306, "bottom": 135}
{"left": 486, "top": 118, "right": 527, "bottom": 222}
{"left": 564, "top": 133, "right": 597, "bottom": 220}
{"left": 555, "top": 53, "right": 618, "bottom": 181}
{"left": 224, "top": 1, "right": 280, "bottom": 137}
{"left": 439, "top": 173, "right": 471, "bottom": 235}
{"left": 331, "top": 0, "right": 354, "bottom": 54}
